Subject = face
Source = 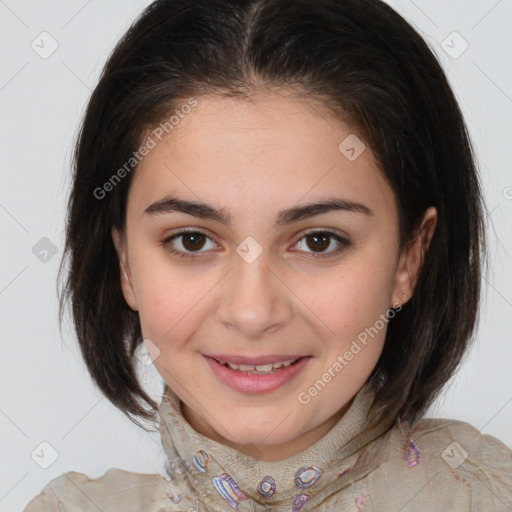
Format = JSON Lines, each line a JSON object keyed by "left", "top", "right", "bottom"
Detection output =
{"left": 113, "top": 91, "right": 436, "bottom": 461}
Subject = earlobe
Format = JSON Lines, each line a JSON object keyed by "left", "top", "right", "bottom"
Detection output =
{"left": 391, "top": 250, "right": 415, "bottom": 308}
{"left": 391, "top": 206, "right": 437, "bottom": 307}
{"left": 111, "top": 227, "right": 139, "bottom": 312}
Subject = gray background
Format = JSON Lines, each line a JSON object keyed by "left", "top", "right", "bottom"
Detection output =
{"left": 1, "top": 0, "right": 511, "bottom": 510}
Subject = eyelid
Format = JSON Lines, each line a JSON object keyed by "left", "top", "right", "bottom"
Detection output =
{"left": 299, "top": 227, "right": 349, "bottom": 241}
{"left": 161, "top": 227, "right": 351, "bottom": 259}
{"left": 162, "top": 228, "right": 219, "bottom": 257}
{"left": 291, "top": 229, "right": 351, "bottom": 258}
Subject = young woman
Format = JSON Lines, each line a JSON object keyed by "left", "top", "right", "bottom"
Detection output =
{"left": 24, "top": 0, "right": 512, "bottom": 510}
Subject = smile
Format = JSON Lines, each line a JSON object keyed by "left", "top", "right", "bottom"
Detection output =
{"left": 213, "top": 357, "right": 300, "bottom": 373}
{"left": 203, "top": 355, "right": 312, "bottom": 394}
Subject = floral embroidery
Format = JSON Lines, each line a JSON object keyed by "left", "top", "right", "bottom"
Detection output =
{"left": 165, "top": 489, "right": 182, "bottom": 503}
{"left": 403, "top": 438, "right": 421, "bottom": 467}
{"left": 192, "top": 450, "right": 209, "bottom": 473}
{"left": 256, "top": 475, "right": 276, "bottom": 497}
{"left": 354, "top": 491, "right": 367, "bottom": 511}
{"left": 291, "top": 493, "right": 310, "bottom": 511}
{"left": 294, "top": 466, "right": 322, "bottom": 488}
{"left": 212, "top": 473, "right": 248, "bottom": 510}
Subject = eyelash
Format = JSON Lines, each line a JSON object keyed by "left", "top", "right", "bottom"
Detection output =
{"left": 160, "top": 229, "right": 351, "bottom": 260}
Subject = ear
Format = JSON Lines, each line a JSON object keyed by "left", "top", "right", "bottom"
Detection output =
{"left": 111, "top": 227, "right": 138, "bottom": 311}
{"left": 391, "top": 206, "right": 437, "bottom": 307}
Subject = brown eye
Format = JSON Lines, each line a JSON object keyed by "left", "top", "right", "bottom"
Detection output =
{"left": 181, "top": 232, "right": 207, "bottom": 251}
{"left": 295, "top": 230, "right": 351, "bottom": 258}
{"left": 305, "top": 232, "right": 331, "bottom": 252}
{"left": 160, "top": 230, "right": 217, "bottom": 259}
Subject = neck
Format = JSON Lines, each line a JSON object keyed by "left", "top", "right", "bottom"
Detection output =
{"left": 181, "top": 398, "right": 354, "bottom": 462}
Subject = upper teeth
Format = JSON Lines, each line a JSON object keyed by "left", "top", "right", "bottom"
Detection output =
{"left": 219, "top": 359, "right": 297, "bottom": 371}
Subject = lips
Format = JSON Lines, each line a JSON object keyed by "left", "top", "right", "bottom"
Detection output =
{"left": 204, "top": 355, "right": 312, "bottom": 394}
{"left": 203, "top": 353, "right": 308, "bottom": 366}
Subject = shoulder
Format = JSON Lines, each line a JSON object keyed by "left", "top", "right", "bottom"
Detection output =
{"left": 410, "top": 416, "right": 512, "bottom": 474}
{"left": 23, "top": 467, "right": 170, "bottom": 512}
{"left": 380, "top": 416, "right": 512, "bottom": 510}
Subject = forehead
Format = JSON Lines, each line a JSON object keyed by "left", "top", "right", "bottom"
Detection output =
{"left": 128, "top": 92, "right": 395, "bottom": 222}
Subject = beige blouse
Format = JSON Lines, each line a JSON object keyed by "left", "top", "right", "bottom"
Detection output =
{"left": 23, "top": 382, "right": 512, "bottom": 511}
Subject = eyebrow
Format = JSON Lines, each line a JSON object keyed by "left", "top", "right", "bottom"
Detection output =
{"left": 142, "top": 195, "right": 373, "bottom": 227}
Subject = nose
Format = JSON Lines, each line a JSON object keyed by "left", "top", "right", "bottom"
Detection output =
{"left": 215, "top": 255, "right": 294, "bottom": 339}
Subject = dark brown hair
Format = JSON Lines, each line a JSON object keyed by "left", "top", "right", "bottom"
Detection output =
{"left": 58, "top": 0, "right": 488, "bottom": 437}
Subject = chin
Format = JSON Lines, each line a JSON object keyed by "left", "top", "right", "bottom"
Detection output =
{"left": 228, "top": 431, "right": 295, "bottom": 451}
{"left": 222, "top": 418, "right": 301, "bottom": 448}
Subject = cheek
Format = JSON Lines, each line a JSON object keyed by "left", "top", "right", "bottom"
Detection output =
{"left": 300, "top": 251, "right": 396, "bottom": 344}
{"left": 131, "top": 254, "right": 215, "bottom": 349}
{"left": 323, "top": 262, "right": 392, "bottom": 312}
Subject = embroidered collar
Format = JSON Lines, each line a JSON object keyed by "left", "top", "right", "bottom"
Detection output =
{"left": 158, "top": 382, "right": 392, "bottom": 511}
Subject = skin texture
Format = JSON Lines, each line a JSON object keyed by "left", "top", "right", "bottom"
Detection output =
{"left": 112, "top": 90, "right": 437, "bottom": 462}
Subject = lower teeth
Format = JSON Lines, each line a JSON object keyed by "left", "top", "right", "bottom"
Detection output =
{"left": 229, "top": 368, "right": 280, "bottom": 375}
